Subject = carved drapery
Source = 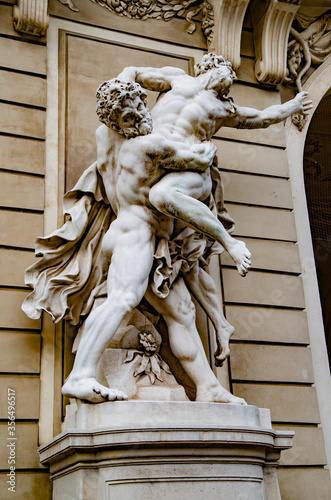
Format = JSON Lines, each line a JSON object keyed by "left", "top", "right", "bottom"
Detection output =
{"left": 13, "top": 0, "right": 49, "bottom": 37}
{"left": 251, "top": 0, "right": 302, "bottom": 85}
{"left": 57, "top": 0, "right": 215, "bottom": 43}
{"left": 207, "top": 0, "right": 250, "bottom": 70}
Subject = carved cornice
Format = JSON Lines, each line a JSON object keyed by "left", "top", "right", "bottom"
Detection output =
{"left": 58, "top": 0, "right": 214, "bottom": 43}
{"left": 13, "top": 0, "right": 49, "bottom": 37}
{"left": 252, "top": 0, "right": 302, "bottom": 85}
{"left": 207, "top": 0, "right": 250, "bottom": 69}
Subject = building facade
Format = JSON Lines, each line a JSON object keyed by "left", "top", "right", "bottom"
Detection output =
{"left": 0, "top": 0, "right": 330, "bottom": 498}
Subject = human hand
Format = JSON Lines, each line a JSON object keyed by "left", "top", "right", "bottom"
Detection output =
{"left": 193, "top": 142, "right": 217, "bottom": 168}
{"left": 294, "top": 91, "right": 313, "bottom": 115}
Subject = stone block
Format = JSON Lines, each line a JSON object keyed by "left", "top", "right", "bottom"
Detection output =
{"left": 277, "top": 467, "right": 331, "bottom": 500}
{"left": 230, "top": 344, "right": 314, "bottom": 383}
{"left": 222, "top": 171, "right": 293, "bottom": 208}
{"left": 0, "top": 211, "right": 43, "bottom": 249}
{"left": 0, "top": 290, "right": 41, "bottom": 329}
{"left": 0, "top": 70, "right": 46, "bottom": 108}
{"left": 215, "top": 139, "right": 289, "bottom": 177}
{"left": 221, "top": 238, "right": 301, "bottom": 273}
{"left": 232, "top": 384, "right": 320, "bottom": 423}
{"left": 0, "top": 172, "right": 44, "bottom": 211}
{"left": 0, "top": 472, "right": 51, "bottom": 500}
{"left": 0, "top": 38, "right": 46, "bottom": 75}
{"left": 0, "top": 249, "right": 36, "bottom": 287}
{"left": 0, "top": 331, "right": 40, "bottom": 373}
{"left": 222, "top": 269, "right": 305, "bottom": 308}
{"left": 0, "top": 375, "right": 39, "bottom": 419}
{"left": 0, "top": 103, "right": 45, "bottom": 139}
{"left": 228, "top": 204, "right": 297, "bottom": 241}
{"left": 273, "top": 424, "right": 327, "bottom": 466}
{"left": 0, "top": 136, "right": 45, "bottom": 175}
{"left": 226, "top": 306, "right": 309, "bottom": 344}
{"left": 0, "top": 422, "right": 43, "bottom": 468}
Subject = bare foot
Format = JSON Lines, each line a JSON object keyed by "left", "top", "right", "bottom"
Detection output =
{"left": 214, "top": 322, "right": 235, "bottom": 367}
{"left": 196, "top": 384, "right": 247, "bottom": 405}
{"left": 62, "top": 377, "right": 128, "bottom": 403}
{"left": 226, "top": 239, "right": 251, "bottom": 277}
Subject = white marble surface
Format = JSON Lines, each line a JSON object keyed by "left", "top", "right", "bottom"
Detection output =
{"left": 40, "top": 402, "right": 293, "bottom": 500}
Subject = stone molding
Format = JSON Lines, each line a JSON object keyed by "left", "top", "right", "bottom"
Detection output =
{"left": 39, "top": 402, "right": 293, "bottom": 500}
{"left": 252, "top": 0, "right": 302, "bottom": 85}
{"left": 208, "top": 0, "right": 250, "bottom": 70}
{"left": 57, "top": 0, "right": 215, "bottom": 42}
{"left": 13, "top": 0, "right": 49, "bottom": 37}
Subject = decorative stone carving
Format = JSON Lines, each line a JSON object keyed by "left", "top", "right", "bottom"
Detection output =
{"left": 22, "top": 54, "right": 312, "bottom": 406}
{"left": 58, "top": 0, "right": 215, "bottom": 42}
{"left": 285, "top": 10, "right": 331, "bottom": 129}
{"left": 251, "top": 0, "right": 302, "bottom": 85}
{"left": 287, "top": 10, "right": 331, "bottom": 90}
{"left": 207, "top": 0, "right": 250, "bottom": 69}
{"left": 13, "top": 0, "right": 49, "bottom": 37}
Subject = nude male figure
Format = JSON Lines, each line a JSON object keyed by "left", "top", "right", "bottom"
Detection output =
{"left": 61, "top": 79, "right": 238, "bottom": 403}
{"left": 62, "top": 57, "right": 312, "bottom": 402}
{"left": 118, "top": 53, "right": 313, "bottom": 277}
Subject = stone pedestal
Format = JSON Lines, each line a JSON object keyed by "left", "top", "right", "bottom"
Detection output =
{"left": 39, "top": 402, "right": 293, "bottom": 500}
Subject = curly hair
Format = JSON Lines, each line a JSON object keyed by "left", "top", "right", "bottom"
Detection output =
{"left": 194, "top": 53, "right": 237, "bottom": 80}
{"left": 96, "top": 78, "right": 148, "bottom": 134}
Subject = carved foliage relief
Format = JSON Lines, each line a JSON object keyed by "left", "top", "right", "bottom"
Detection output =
{"left": 286, "top": 10, "right": 331, "bottom": 92}
{"left": 58, "top": 0, "right": 215, "bottom": 42}
{"left": 286, "top": 9, "right": 331, "bottom": 130}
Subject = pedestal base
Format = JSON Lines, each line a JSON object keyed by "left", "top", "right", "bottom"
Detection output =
{"left": 39, "top": 402, "right": 293, "bottom": 500}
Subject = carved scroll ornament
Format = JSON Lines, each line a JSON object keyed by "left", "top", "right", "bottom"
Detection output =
{"left": 252, "top": 0, "right": 301, "bottom": 85}
{"left": 58, "top": 0, "right": 215, "bottom": 42}
{"left": 208, "top": 0, "right": 250, "bottom": 70}
{"left": 13, "top": 0, "right": 49, "bottom": 37}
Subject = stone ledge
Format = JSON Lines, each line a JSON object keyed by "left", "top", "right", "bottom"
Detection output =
{"left": 39, "top": 402, "right": 293, "bottom": 500}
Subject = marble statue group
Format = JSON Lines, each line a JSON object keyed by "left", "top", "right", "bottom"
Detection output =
{"left": 22, "top": 53, "right": 312, "bottom": 405}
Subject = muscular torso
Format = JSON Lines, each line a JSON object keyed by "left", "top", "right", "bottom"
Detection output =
{"left": 96, "top": 124, "right": 174, "bottom": 236}
{"left": 151, "top": 75, "right": 233, "bottom": 143}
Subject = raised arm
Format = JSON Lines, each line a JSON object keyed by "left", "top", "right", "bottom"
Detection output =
{"left": 224, "top": 91, "right": 313, "bottom": 129}
{"left": 116, "top": 66, "right": 186, "bottom": 92}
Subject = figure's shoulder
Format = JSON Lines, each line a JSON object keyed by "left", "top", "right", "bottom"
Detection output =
{"left": 96, "top": 124, "right": 123, "bottom": 148}
{"left": 95, "top": 124, "right": 109, "bottom": 142}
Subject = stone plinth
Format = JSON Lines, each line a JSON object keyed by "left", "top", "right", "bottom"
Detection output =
{"left": 39, "top": 402, "right": 293, "bottom": 500}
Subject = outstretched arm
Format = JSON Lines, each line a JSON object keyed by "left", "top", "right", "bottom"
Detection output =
{"left": 225, "top": 91, "right": 313, "bottom": 129}
{"left": 116, "top": 65, "right": 186, "bottom": 92}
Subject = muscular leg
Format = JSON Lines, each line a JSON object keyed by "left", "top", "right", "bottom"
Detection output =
{"left": 62, "top": 213, "right": 155, "bottom": 403}
{"left": 184, "top": 263, "right": 234, "bottom": 366}
{"left": 149, "top": 171, "right": 251, "bottom": 277}
{"left": 145, "top": 277, "right": 246, "bottom": 404}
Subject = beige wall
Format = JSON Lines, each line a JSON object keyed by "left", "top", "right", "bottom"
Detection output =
{"left": 0, "top": 2, "right": 52, "bottom": 498}
{"left": 0, "top": 0, "right": 330, "bottom": 498}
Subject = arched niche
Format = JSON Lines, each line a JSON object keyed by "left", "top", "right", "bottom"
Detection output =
{"left": 303, "top": 89, "right": 331, "bottom": 367}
